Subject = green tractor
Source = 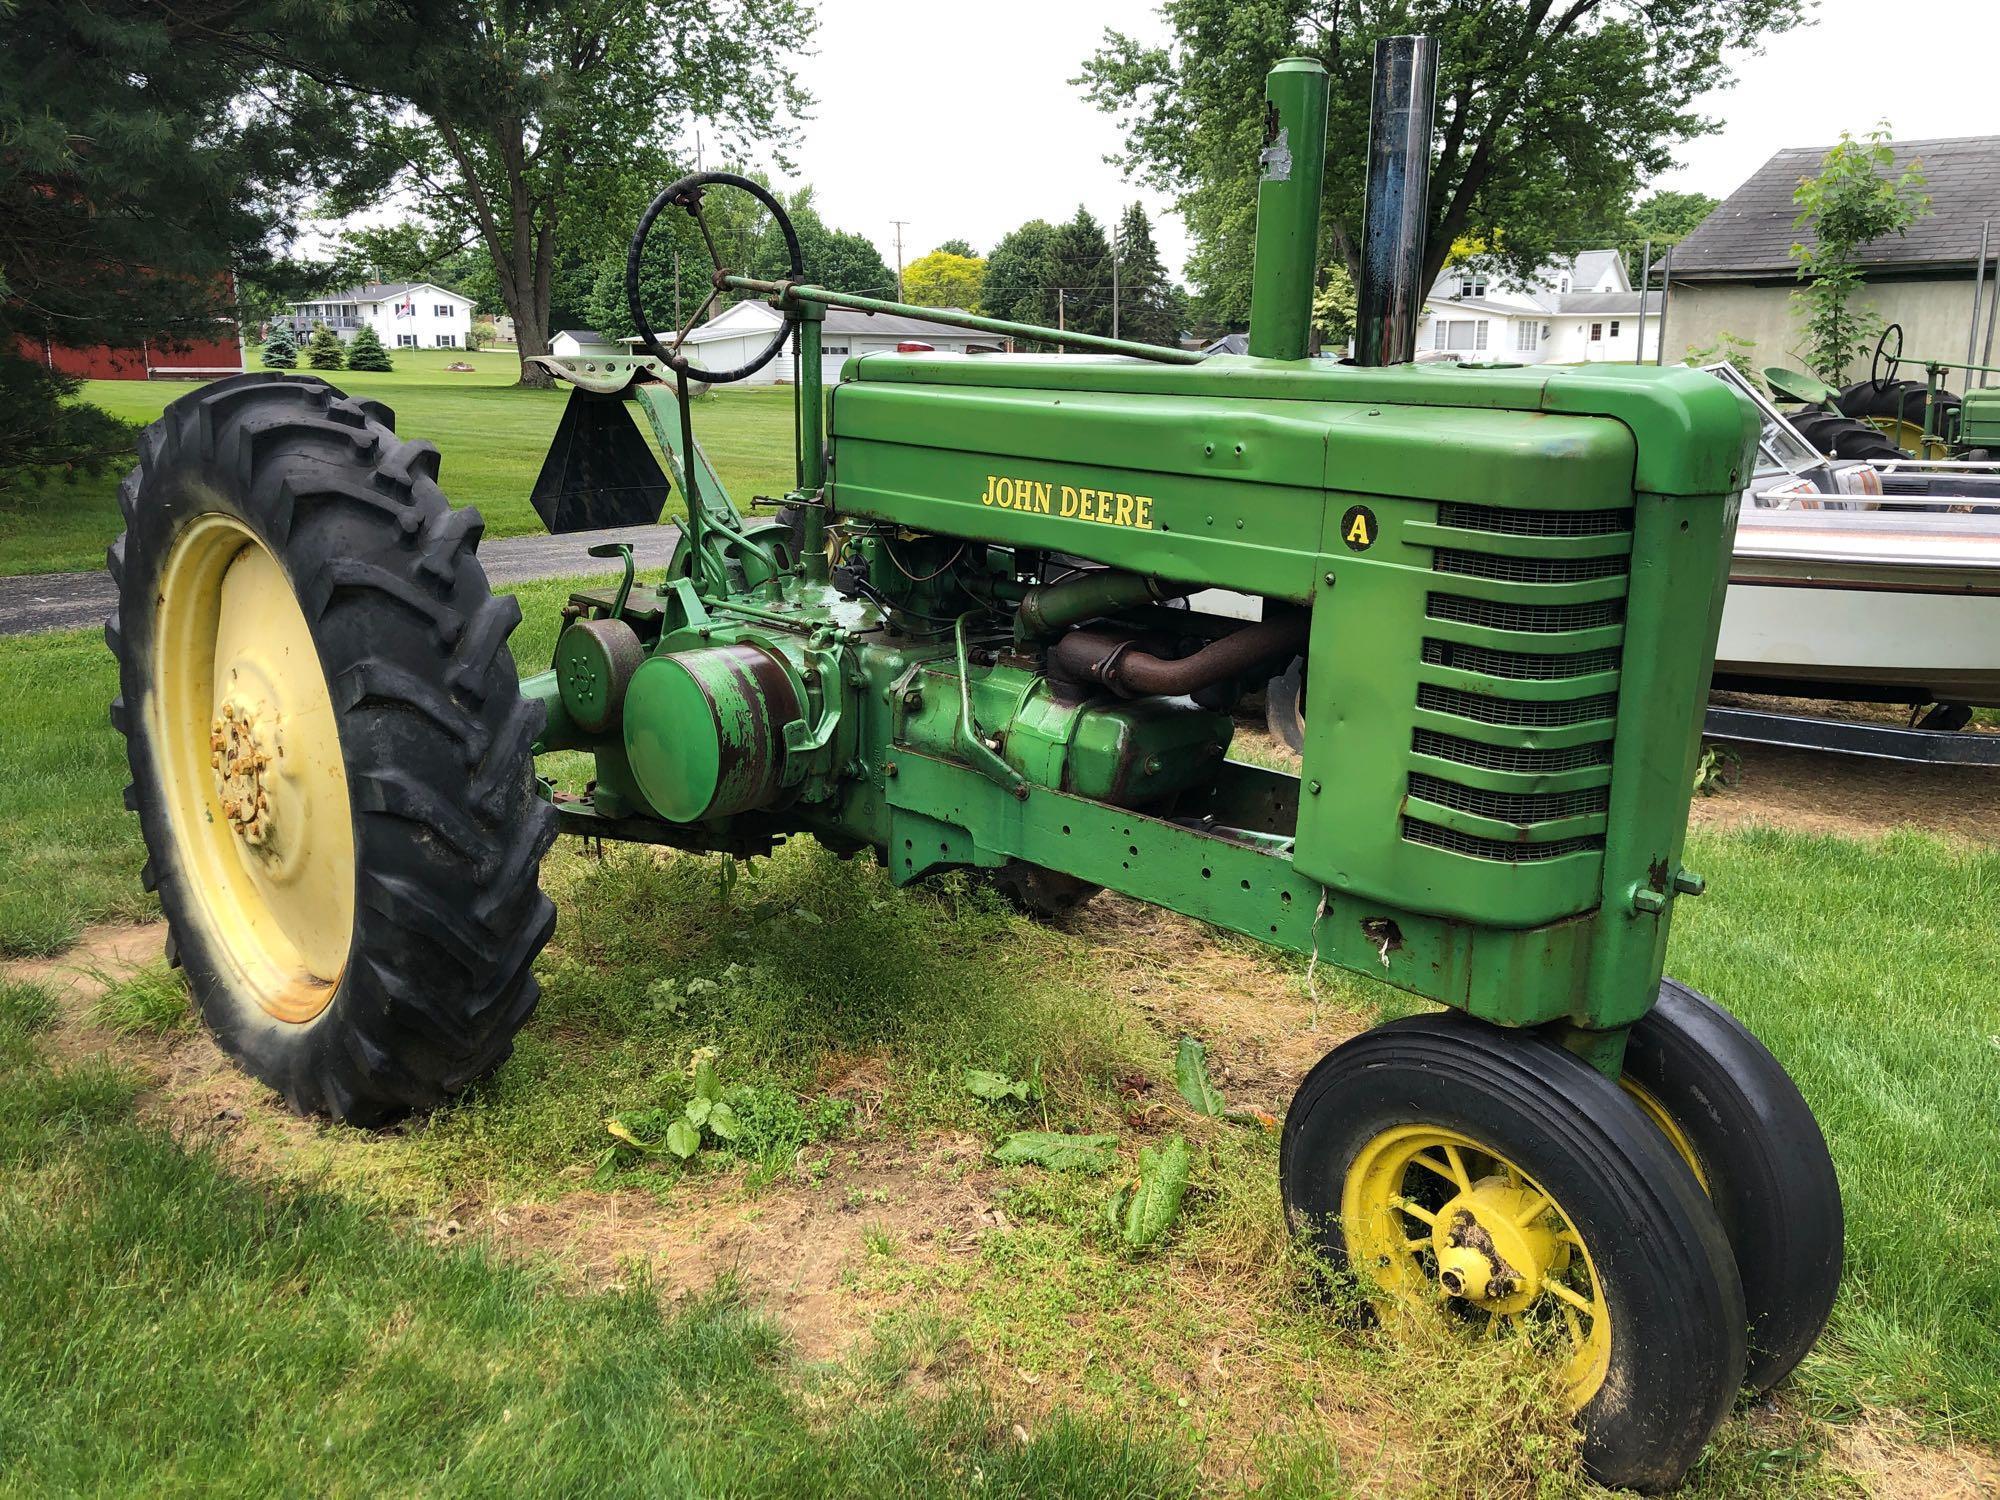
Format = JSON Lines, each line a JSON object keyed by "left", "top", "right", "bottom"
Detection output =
{"left": 1768, "top": 322, "right": 2000, "bottom": 461}
{"left": 104, "top": 38, "right": 1839, "bottom": 1491}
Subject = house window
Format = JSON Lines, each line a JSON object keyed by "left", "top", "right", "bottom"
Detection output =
{"left": 824, "top": 344, "right": 850, "bottom": 354}
{"left": 1516, "top": 322, "right": 1539, "bottom": 352}
{"left": 435, "top": 304, "right": 453, "bottom": 318}
{"left": 1438, "top": 319, "right": 1488, "bottom": 352}
{"left": 396, "top": 334, "right": 417, "bottom": 348}
{"left": 1590, "top": 322, "right": 1604, "bottom": 342}
{"left": 1559, "top": 277, "right": 1570, "bottom": 294}
{"left": 1458, "top": 274, "right": 1486, "bottom": 298}
{"left": 435, "top": 334, "right": 456, "bottom": 348}
{"left": 1609, "top": 320, "right": 1621, "bottom": 338}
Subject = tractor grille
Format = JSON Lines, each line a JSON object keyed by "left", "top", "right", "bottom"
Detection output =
{"left": 1405, "top": 495, "right": 1631, "bottom": 868}
{"left": 1408, "top": 774, "right": 1608, "bottom": 822}
{"left": 1432, "top": 549, "right": 1628, "bottom": 585}
{"left": 1421, "top": 640, "right": 1622, "bottom": 681}
{"left": 1436, "top": 501, "right": 1630, "bottom": 537}
{"left": 1412, "top": 729, "right": 1612, "bottom": 775}
{"left": 1426, "top": 592, "right": 1623, "bottom": 634}
{"left": 1416, "top": 684, "right": 1618, "bottom": 728}
{"left": 1401, "top": 818, "right": 1603, "bottom": 863}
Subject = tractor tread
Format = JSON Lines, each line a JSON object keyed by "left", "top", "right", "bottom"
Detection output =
{"left": 106, "top": 371, "right": 554, "bottom": 1125}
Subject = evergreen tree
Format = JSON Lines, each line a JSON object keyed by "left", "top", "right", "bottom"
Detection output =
{"left": 0, "top": 0, "right": 338, "bottom": 481}
{"left": 981, "top": 221, "right": 1060, "bottom": 334}
{"left": 1049, "top": 207, "right": 1113, "bottom": 338}
{"left": 261, "top": 327, "right": 299, "bottom": 370}
{"left": 306, "top": 324, "right": 347, "bottom": 370}
{"left": 1111, "top": 204, "right": 1180, "bottom": 346}
{"left": 346, "top": 324, "right": 394, "bottom": 371}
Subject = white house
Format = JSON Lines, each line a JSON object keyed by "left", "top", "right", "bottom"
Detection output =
{"left": 1415, "top": 251, "right": 1661, "bottom": 365}
{"left": 635, "top": 301, "right": 1009, "bottom": 384}
{"left": 285, "top": 282, "right": 476, "bottom": 350}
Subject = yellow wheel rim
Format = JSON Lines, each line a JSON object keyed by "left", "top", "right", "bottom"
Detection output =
{"left": 1343, "top": 1125, "right": 1613, "bottom": 1406}
{"left": 149, "top": 514, "right": 355, "bottom": 1023}
{"left": 1619, "top": 1077, "right": 1708, "bottom": 1193}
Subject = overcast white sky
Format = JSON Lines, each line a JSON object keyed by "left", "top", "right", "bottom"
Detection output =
{"left": 769, "top": 0, "right": 2000, "bottom": 281}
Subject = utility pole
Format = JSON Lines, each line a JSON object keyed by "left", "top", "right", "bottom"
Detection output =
{"left": 1111, "top": 219, "right": 1121, "bottom": 340}
{"left": 1633, "top": 238, "right": 1651, "bottom": 366}
{"left": 890, "top": 220, "right": 910, "bottom": 300}
{"left": 1058, "top": 287, "right": 1066, "bottom": 351}
{"left": 674, "top": 249, "right": 683, "bottom": 327}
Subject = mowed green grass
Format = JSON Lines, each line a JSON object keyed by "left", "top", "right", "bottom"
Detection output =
{"left": 0, "top": 350, "right": 798, "bottom": 576}
{"left": 0, "top": 581, "right": 1996, "bottom": 1487}
{"left": 0, "top": 979, "right": 1188, "bottom": 1496}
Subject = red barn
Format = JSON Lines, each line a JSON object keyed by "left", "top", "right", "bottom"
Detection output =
{"left": 18, "top": 325, "right": 244, "bottom": 381}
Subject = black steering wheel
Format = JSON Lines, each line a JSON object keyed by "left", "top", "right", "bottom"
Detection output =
{"left": 626, "top": 171, "right": 804, "bottom": 384}
{"left": 1870, "top": 323, "right": 1903, "bottom": 391}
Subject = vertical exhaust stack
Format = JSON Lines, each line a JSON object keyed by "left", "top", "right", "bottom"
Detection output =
{"left": 1246, "top": 58, "right": 1331, "bottom": 361}
{"left": 1355, "top": 35, "right": 1438, "bottom": 367}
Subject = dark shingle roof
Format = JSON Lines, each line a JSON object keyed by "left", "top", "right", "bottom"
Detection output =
{"left": 1673, "top": 136, "right": 2000, "bottom": 278}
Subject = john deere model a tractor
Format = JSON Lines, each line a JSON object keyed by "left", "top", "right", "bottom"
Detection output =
{"left": 106, "top": 40, "right": 1841, "bottom": 1491}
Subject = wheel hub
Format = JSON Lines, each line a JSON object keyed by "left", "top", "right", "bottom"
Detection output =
{"left": 210, "top": 696, "right": 277, "bottom": 849}
{"left": 1432, "top": 1177, "right": 1559, "bottom": 1315}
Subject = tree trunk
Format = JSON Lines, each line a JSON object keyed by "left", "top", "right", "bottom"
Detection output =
{"left": 515, "top": 304, "right": 553, "bottom": 388}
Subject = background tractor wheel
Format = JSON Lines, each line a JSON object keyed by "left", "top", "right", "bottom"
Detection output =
{"left": 1836, "top": 377, "right": 1961, "bottom": 455}
{"left": 1265, "top": 656, "right": 1306, "bottom": 752}
{"left": 1281, "top": 1012, "right": 1745, "bottom": 1493}
{"left": 1621, "top": 978, "right": 1842, "bottom": 1391}
{"left": 986, "top": 859, "right": 1100, "bottom": 920}
{"left": 1788, "top": 410, "right": 1910, "bottom": 463}
{"left": 108, "top": 373, "right": 556, "bottom": 1126}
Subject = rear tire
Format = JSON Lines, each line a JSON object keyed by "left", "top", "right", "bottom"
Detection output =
{"left": 108, "top": 373, "right": 556, "bottom": 1126}
{"left": 1621, "top": 979, "right": 1842, "bottom": 1391}
{"left": 1282, "top": 1013, "right": 1746, "bottom": 1493}
{"left": 1265, "top": 656, "right": 1306, "bottom": 752}
{"left": 1789, "top": 411, "right": 1909, "bottom": 463}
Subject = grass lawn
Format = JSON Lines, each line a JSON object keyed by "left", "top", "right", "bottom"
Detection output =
{"left": 0, "top": 576, "right": 1996, "bottom": 1491}
{"left": 0, "top": 349, "right": 798, "bottom": 577}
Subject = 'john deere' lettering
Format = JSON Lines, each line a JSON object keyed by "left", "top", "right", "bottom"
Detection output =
{"left": 978, "top": 474, "right": 1155, "bottom": 530}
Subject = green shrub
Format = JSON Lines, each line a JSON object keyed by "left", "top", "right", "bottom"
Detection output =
{"left": 260, "top": 326, "right": 298, "bottom": 369}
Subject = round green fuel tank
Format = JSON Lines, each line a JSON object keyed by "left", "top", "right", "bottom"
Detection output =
{"left": 622, "top": 643, "right": 802, "bottom": 821}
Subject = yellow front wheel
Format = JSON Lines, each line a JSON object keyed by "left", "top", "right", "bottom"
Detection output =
{"left": 1281, "top": 1013, "right": 1746, "bottom": 1493}
{"left": 108, "top": 373, "right": 557, "bottom": 1125}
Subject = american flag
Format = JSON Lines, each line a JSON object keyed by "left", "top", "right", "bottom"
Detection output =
{"left": 395, "top": 294, "right": 414, "bottom": 318}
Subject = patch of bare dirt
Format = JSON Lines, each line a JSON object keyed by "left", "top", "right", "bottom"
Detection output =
{"left": 1691, "top": 739, "right": 2000, "bottom": 844}
{"left": 458, "top": 1133, "right": 1005, "bottom": 1361}
{"left": 1081, "top": 893, "right": 1361, "bottom": 1122}
{"left": 1824, "top": 1411, "right": 2000, "bottom": 1498}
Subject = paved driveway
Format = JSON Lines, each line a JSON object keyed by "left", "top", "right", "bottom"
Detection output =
{"left": 0, "top": 523, "right": 679, "bottom": 638}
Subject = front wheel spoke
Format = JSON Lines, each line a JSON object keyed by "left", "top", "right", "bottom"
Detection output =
{"left": 1512, "top": 1191, "right": 1551, "bottom": 1228}
{"left": 1540, "top": 1276, "right": 1596, "bottom": 1317}
{"left": 1441, "top": 1144, "right": 1474, "bottom": 1191}
{"left": 1486, "top": 1310, "right": 1509, "bottom": 1340}
{"left": 1560, "top": 1303, "right": 1584, "bottom": 1348}
{"left": 1411, "top": 1152, "right": 1458, "bottom": 1187}
{"left": 1389, "top": 1195, "right": 1439, "bottom": 1227}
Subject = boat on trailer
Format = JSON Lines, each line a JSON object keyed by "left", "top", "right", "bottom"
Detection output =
{"left": 1701, "top": 365, "right": 2000, "bottom": 760}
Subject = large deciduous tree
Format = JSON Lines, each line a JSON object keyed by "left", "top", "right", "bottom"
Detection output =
{"left": 903, "top": 251, "right": 986, "bottom": 312}
{"left": 299, "top": 0, "right": 816, "bottom": 384}
{"left": 1080, "top": 0, "right": 1804, "bottom": 328}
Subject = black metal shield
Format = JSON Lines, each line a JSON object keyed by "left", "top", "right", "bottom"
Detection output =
{"left": 530, "top": 388, "right": 671, "bottom": 533}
